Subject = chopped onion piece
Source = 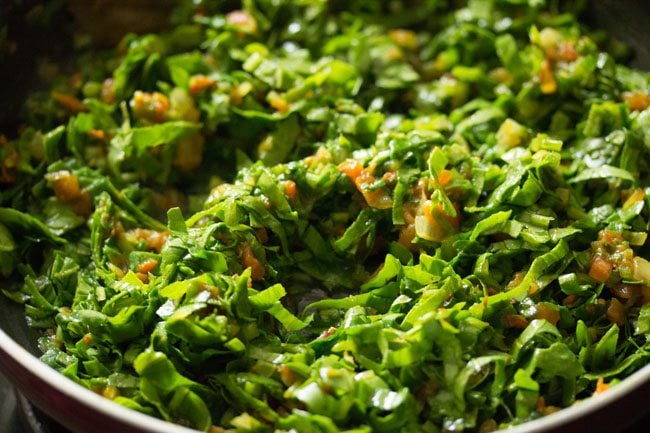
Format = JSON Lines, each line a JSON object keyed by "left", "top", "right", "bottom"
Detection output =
{"left": 633, "top": 256, "right": 650, "bottom": 283}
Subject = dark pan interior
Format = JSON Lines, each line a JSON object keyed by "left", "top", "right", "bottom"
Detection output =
{"left": 585, "top": 0, "right": 650, "bottom": 70}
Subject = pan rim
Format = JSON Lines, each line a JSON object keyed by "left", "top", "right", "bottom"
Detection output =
{"left": 2, "top": 325, "right": 649, "bottom": 433}
{"left": 0, "top": 327, "right": 197, "bottom": 433}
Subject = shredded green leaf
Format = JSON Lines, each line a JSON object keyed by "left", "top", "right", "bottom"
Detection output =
{"left": 2, "top": 1, "right": 650, "bottom": 432}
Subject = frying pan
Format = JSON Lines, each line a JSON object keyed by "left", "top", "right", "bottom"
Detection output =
{"left": 1, "top": 1, "right": 650, "bottom": 432}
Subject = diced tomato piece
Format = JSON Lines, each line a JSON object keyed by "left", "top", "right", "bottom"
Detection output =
{"left": 52, "top": 91, "right": 87, "bottom": 113}
{"left": 623, "top": 91, "right": 650, "bottom": 112}
{"left": 563, "top": 294, "right": 578, "bottom": 306}
{"left": 88, "top": 129, "right": 106, "bottom": 140}
{"left": 606, "top": 298, "right": 626, "bottom": 326}
{"left": 131, "top": 91, "right": 170, "bottom": 123}
{"left": 423, "top": 201, "right": 460, "bottom": 230}
{"left": 593, "top": 377, "right": 609, "bottom": 395}
{"left": 557, "top": 42, "right": 578, "bottom": 62}
{"left": 504, "top": 314, "right": 529, "bottom": 329}
{"left": 137, "top": 258, "right": 159, "bottom": 274}
{"left": 338, "top": 159, "right": 364, "bottom": 180}
{"left": 398, "top": 224, "right": 416, "bottom": 249}
{"left": 389, "top": 29, "right": 418, "bottom": 50}
{"left": 48, "top": 170, "right": 81, "bottom": 202}
{"left": 226, "top": 10, "right": 258, "bottom": 34}
{"left": 240, "top": 243, "right": 265, "bottom": 281}
{"left": 282, "top": 180, "right": 298, "bottom": 199}
{"left": 102, "top": 386, "right": 120, "bottom": 400}
{"left": 338, "top": 160, "right": 393, "bottom": 209}
{"left": 269, "top": 93, "right": 290, "bottom": 113}
{"left": 278, "top": 365, "right": 297, "bottom": 386}
{"left": 589, "top": 256, "right": 612, "bottom": 283}
{"left": 437, "top": 169, "right": 453, "bottom": 187}
{"left": 132, "top": 229, "right": 169, "bottom": 253}
{"left": 534, "top": 303, "right": 560, "bottom": 325}
{"left": 189, "top": 74, "right": 215, "bottom": 96}
{"left": 539, "top": 60, "right": 557, "bottom": 94}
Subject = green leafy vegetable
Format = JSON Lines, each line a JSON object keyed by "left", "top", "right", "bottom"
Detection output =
{"left": 2, "top": 0, "right": 650, "bottom": 432}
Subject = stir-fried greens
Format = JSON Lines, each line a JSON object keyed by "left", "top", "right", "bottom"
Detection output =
{"left": 2, "top": 0, "right": 650, "bottom": 431}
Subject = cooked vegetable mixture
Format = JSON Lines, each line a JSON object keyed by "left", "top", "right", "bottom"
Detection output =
{"left": 3, "top": 1, "right": 650, "bottom": 432}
